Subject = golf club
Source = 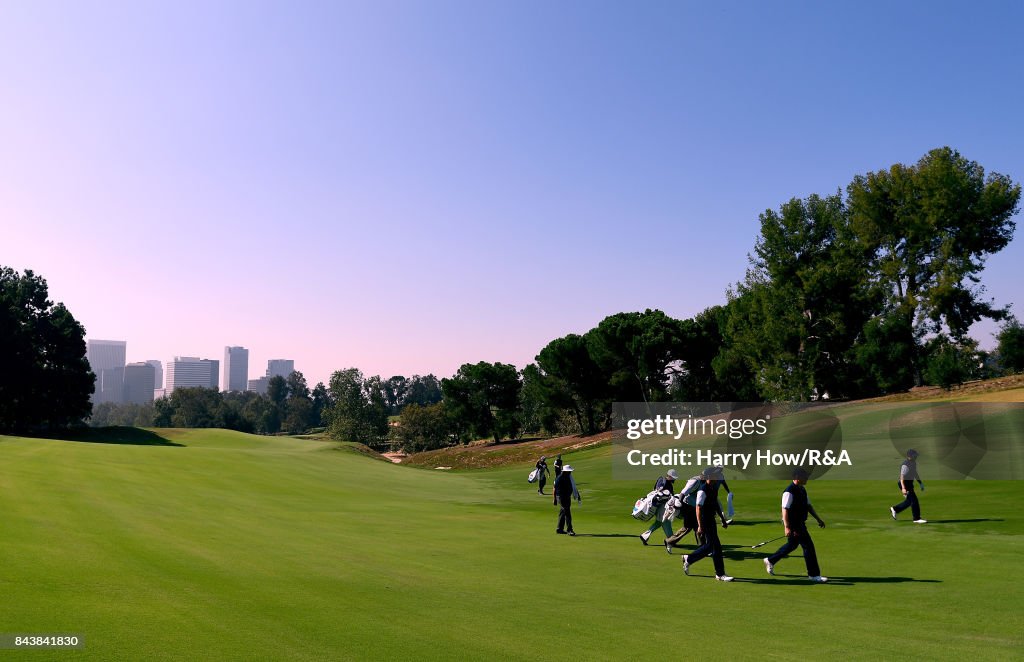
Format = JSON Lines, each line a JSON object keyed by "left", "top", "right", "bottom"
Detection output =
{"left": 750, "top": 535, "right": 787, "bottom": 549}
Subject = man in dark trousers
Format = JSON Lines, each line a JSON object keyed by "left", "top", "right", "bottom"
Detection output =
{"left": 535, "top": 456, "right": 550, "bottom": 495}
{"left": 664, "top": 471, "right": 703, "bottom": 553}
{"left": 890, "top": 449, "right": 926, "bottom": 523}
{"left": 682, "top": 467, "right": 732, "bottom": 581}
{"left": 553, "top": 464, "right": 581, "bottom": 535}
{"left": 763, "top": 467, "right": 828, "bottom": 583}
{"left": 554, "top": 454, "right": 564, "bottom": 478}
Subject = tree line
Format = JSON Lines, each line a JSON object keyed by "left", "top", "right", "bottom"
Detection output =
{"left": 3, "top": 147, "right": 1023, "bottom": 443}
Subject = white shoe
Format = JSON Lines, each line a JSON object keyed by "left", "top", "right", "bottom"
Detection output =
{"left": 716, "top": 575, "right": 734, "bottom": 582}
{"left": 890, "top": 507, "right": 897, "bottom": 520}
{"left": 808, "top": 576, "right": 829, "bottom": 583}
{"left": 764, "top": 558, "right": 774, "bottom": 575}
{"left": 913, "top": 519, "right": 927, "bottom": 524}
{"left": 640, "top": 530, "right": 652, "bottom": 545}
{"left": 682, "top": 555, "right": 690, "bottom": 575}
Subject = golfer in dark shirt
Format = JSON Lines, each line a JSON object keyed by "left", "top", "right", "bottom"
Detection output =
{"left": 554, "top": 454, "right": 563, "bottom": 478}
{"left": 890, "top": 449, "right": 926, "bottom": 523}
{"left": 553, "top": 465, "right": 581, "bottom": 535}
{"left": 682, "top": 467, "right": 732, "bottom": 581}
{"left": 763, "top": 467, "right": 828, "bottom": 583}
{"left": 535, "top": 456, "right": 550, "bottom": 495}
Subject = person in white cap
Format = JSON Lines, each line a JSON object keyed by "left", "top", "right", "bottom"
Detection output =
{"left": 553, "top": 464, "right": 582, "bottom": 535}
{"left": 890, "top": 449, "right": 926, "bottom": 523}
{"left": 640, "top": 469, "right": 678, "bottom": 545}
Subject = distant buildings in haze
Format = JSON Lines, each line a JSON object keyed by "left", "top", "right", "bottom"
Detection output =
{"left": 247, "top": 359, "right": 296, "bottom": 395}
{"left": 223, "top": 346, "right": 249, "bottom": 392}
{"left": 87, "top": 338, "right": 294, "bottom": 404}
{"left": 165, "top": 357, "right": 219, "bottom": 395}
{"left": 267, "top": 359, "right": 295, "bottom": 380}
{"left": 124, "top": 362, "right": 156, "bottom": 404}
{"left": 87, "top": 339, "right": 126, "bottom": 405}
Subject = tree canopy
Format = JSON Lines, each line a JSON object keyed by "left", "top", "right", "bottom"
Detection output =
{"left": 0, "top": 267, "right": 94, "bottom": 432}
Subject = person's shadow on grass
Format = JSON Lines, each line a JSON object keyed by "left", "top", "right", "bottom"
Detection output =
{"left": 733, "top": 575, "right": 942, "bottom": 585}
{"left": 571, "top": 533, "right": 639, "bottom": 538}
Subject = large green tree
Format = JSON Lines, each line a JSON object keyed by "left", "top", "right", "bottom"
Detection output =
{"left": 848, "top": 147, "right": 1020, "bottom": 377}
{"left": 996, "top": 318, "right": 1024, "bottom": 374}
{"left": 325, "top": 368, "right": 389, "bottom": 445}
{"left": 728, "top": 193, "right": 880, "bottom": 400}
{"left": 534, "top": 334, "right": 611, "bottom": 434}
{"left": 441, "top": 362, "right": 521, "bottom": 443}
{"left": 585, "top": 309, "right": 685, "bottom": 403}
{"left": 0, "top": 267, "right": 94, "bottom": 432}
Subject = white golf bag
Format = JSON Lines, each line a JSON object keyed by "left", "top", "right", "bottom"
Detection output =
{"left": 662, "top": 494, "right": 684, "bottom": 523}
{"left": 631, "top": 489, "right": 672, "bottom": 521}
{"left": 528, "top": 468, "right": 539, "bottom": 483}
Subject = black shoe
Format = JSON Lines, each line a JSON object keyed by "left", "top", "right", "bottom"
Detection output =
{"left": 556, "top": 530, "right": 567, "bottom": 535}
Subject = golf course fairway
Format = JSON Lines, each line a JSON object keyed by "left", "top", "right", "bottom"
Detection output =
{"left": 1, "top": 428, "right": 1021, "bottom": 660}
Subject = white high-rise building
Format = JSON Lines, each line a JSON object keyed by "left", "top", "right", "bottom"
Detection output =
{"left": 165, "top": 357, "right": 220, "bottom": 395}
{"left": 124, "top": 363, "right": 156, "bottom": 405}
{"left": 267, "top": 359, "right": 295, "bottom": 379}
{"left": 87, "top": 339, "right": 126, "bottom": 404}
{"left": 223, "top": 346, "right": 249, "bottom": 392}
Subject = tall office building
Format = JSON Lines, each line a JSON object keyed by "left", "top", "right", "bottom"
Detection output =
{"left": 223, "top": 346, "right": 249, "bottom": 392}
{"left": 145, "top": 360, "right": 164, "bottom": 390}
{"left": 124, "top": 363, "right": 156, "bottom": 405}
{"left": 165, "top": 357, "right": 220, "bottom": 395}
{"left": 267, "top": 359, "right": 295, "bottom": 380}
{"left": 87, "top": 339, "right": 126, "bottom": 404}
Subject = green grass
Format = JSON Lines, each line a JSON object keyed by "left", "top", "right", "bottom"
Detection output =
{"left": 1, "top": 428, "right": 1021, "bottom": 660}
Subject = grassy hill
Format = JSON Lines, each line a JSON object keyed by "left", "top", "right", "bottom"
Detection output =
{"left": 1, "top": 426, "right": 1021, "bottom": 660}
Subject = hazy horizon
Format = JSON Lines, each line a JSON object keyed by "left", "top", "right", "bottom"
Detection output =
{"left": 4, "top": 1, "right": 1022, "bottom": 388}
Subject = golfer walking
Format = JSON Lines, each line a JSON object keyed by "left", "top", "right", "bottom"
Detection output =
{"left": 763, "top": 467, "right": 828, "bottom": 583}
{"left": 890, "top": 449, "right": 926, "bottom": 523}
{"left": 664, "top": 472, "right": 703, "bottom": 553}
{"left": 682, "top": 467, "right": 732, "bottom": 581}
{"left": 640, "top": 469, "right": 678, "bottom": 545}
{"left": 535, "top": 456, "right": 550, "bottom": 495}
{"left": 554, "top": 454, "right": 564, "bottom": 478}
{"left": 554, "top": 465, "right": 581, "bottom": 535}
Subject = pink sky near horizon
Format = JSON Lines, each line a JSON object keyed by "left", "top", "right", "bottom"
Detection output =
{"left": 3, "top": 2, "right": 1022, "bottom": 388}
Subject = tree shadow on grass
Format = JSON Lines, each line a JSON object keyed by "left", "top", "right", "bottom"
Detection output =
{"left": 55, "top": 426, "right": 183, "bottom": 447}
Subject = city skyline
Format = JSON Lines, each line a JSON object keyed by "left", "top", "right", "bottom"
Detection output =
{"left": 6, "top": 3, "right": 1023, "bottom": 390}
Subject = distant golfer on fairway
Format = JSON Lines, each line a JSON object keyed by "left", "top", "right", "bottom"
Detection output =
{"left": 640, "top": 469, "right": 677, "bottom": 545}
{"left": 682, "top": 467, "right": 732, "bottom": 581}
{"left": 554, "top": 454, "right": 563, "bottom": 478}
{"left": 554, "top": 464, "right": 582, "bottom": 535}
{"left": 763, "top": 467, "right": 828, "bottom": 583}
{"left": 535, "top": 456, "right": 550, "bottom": 495}
{"left": 890, "top": 449, "right": 926, "bottom": 523}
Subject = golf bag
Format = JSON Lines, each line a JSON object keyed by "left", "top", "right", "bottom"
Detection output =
{"left": 528, "top": 468, "right": 539, "bottom": 483}
{"left": 631, "top": 489, "right": 672, "bottom": 521}
{"left": 662, "top": 495, "right": 684, "bottom": 522}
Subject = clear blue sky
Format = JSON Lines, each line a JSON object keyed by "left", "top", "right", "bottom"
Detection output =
{"left": 3, "top": 1, "right": 1022, "bottom": 387}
